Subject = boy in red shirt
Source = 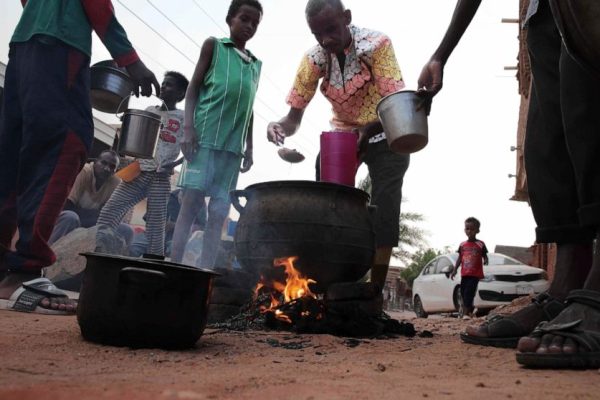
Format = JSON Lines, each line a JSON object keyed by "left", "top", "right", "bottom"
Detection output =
{"left": 451, "top": 217, "right": 489, "bottom": 318}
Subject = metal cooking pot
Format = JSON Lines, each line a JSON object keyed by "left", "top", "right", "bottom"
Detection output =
{"left": 376, "top": 90, "right": 428, "bottom": 154}
{"left": 77, "top": 252, "right": 219, "bottom": 349}
{"left": 231, "top": 180, "right": 376, "bottom": 293}
{"left": 549, "top": 0, "right": 600, "bottom": 78}
{"left": 118, "top": 108, "right": 161, "bottom": 159}
{"left": 90, "top": 61, "right": 134, "bottom": 113}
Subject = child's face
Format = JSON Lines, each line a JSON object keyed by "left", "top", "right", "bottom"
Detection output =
{"left": 307, "top": 5, "right": 352, "bottom": 55}
{"left": 159, "top": 76, "right": 184, "bottom": 104}
{"left": 464, "top": 222, "right": 479, "bottom": 240}
{"left": 229, "top": 5, "right": 262, "bottom": 44}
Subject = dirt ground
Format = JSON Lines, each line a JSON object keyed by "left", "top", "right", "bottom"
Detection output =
{"left": 0, "top": 310, "right": 598, "bottom": 400}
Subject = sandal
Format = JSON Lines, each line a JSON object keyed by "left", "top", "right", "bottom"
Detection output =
{"left": 0, "top": 277, "right": 77, "bottom": 315}
{"left": 460, "top": 292, "right": 565, "bottom": 348}
{"left": 516, "top": 289, "right": 600, "bottom": 369}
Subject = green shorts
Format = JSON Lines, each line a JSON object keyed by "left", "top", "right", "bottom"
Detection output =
{"left": 178, "top": 148, "right": 242, "bottom": 200}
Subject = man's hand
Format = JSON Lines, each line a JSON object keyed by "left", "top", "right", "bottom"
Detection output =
{"left": 126, "top": 60, "right": 160, "bottom": 97}
{"left": 416, "top": 59, "right": 444, "bottom": 115}
{"left": 181, "top": 126, "right": 199, "bottom": 162}
{"left": 240, "top": 148, "right": 253, "bottom": 173}
{"left": 450, "top": 269, "right": 457, "bottom": 280}
{"left": 267, "top": 122, "right": 286, "bottom": 146}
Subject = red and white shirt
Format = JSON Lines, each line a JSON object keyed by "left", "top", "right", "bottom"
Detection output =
{"left": 457, "top": 240, "right": 488, "bottom": 279}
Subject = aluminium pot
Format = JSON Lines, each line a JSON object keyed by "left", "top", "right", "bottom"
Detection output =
{"left": 118, "top": 108, "right": 161, "bottom": 159}
{"left": 90, "top": 61, "right": 134, "bottom": 113}
{"left": 549, "top": 0, "right": 600, "bottom": 78}
{"left": 77, "top": 252, "right": 219, "bottom": 349}
{"left": 376, "top": 90, "right": 428, "bottom": 154}
{"left": 231, "top": 180, "right": 376, "bottom": 293}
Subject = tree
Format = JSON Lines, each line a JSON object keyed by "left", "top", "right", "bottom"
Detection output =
{"left": 401, "top": 248, "right": 441, "bottom": 288}
{"left": 357, "top": 175, "right": 429, "bottom": 265}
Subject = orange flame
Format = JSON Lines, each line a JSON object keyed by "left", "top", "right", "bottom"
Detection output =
{"left": 253, "top": 256, "right": 317, "bottom": 322}
{"left": 274, "top": 256, "right": 316, "bottom": 303}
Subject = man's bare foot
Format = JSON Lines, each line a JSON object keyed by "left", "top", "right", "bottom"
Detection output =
{"left": 515, "top": 289, "right": 600, "bottom": 369}
{"left": 0, "top": 273, "right": 77, "bottom": 313}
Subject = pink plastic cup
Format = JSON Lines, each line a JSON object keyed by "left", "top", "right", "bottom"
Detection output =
{"left": 320, "top": 131, "right": 359, "bottom": 186}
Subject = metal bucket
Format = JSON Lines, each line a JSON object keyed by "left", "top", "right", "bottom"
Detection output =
{"left": 118, "top": 109, "right": 161, "bottom": 159}
{"left": 376, "top": 90, "right": 428, "bottom": 154}
{"left": 90, "top": 61, "right": 134, "bottom": 113}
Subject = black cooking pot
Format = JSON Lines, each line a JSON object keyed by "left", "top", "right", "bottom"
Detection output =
{"left": 231, "top": 180, "right": 376, "bottom": 292}
{"left": 77, "top": 252, "right": 219, "bottom": 349}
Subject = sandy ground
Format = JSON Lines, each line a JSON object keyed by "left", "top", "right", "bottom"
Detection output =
{"left": 0, "top": 310, "right": 598, "bottom": 400}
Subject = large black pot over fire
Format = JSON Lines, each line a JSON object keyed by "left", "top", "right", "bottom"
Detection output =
{"left": 77, "top": 252, "right": 218, "bottom": 349}
{"left": 231, "top": 181, "right": 375, "bottom": 292}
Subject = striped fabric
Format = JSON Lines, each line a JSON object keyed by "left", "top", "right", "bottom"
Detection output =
{"left": 193, "top": 38, "right": 261, "bottom": 156}
{"left": 96, "top": 172, "right": 170, "bottom": 256}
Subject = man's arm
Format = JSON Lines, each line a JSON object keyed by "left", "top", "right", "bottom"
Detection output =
{"left": 80, "top": 0, "right": 159, "bottom": 96}
{"left": 267, "top": 107, "right": 305, "bottom": 145}
{"left": 418, "top": 0, "right": 483, "bottom": 97}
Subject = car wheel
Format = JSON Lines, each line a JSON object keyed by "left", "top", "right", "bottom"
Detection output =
{"left": 453, "top": 287, "right": 464, "bottom": 318}
{"left": 413, "top": 295, "right": 428, "bottom": 318}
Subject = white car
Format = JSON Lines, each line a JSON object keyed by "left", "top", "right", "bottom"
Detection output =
{"left": 411, "top": 253, "right": 549, "bottom": 318}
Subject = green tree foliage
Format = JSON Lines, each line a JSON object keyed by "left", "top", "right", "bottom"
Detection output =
{"left": 401, "top": 248, "right": 441, "bottom": 288}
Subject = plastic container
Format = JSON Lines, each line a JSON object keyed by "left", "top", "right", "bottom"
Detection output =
{"left": 320, "top": 131, "right": 359, "bottom": 186}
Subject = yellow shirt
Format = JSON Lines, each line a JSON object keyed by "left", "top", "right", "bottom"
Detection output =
{"left": 68, "top": 163, "right": 121, "bottom": 210}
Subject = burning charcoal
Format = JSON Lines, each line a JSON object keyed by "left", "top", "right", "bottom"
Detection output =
{"left": 325, "top": 282, "right": 380, "bottom": 301}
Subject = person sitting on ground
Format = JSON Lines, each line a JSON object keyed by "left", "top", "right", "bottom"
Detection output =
{"left": 95, "top": 71, "right": 189, "bottom": 257}
{"left": 0, "top": 0, "right": 159, "bottom": 315}
{"left": 170, "top": 0, "right": 262, "bottom": 269}
{"left": 48, "top": 150, "right": 133, "bottom": 246}
{"left": 450, "top": 217, "right": 488, "bottom": 319}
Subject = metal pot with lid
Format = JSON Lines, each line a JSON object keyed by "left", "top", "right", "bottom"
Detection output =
{"left": 90, "top": 60, "right": 134, "bottom": 113}
{"left": 77, "top": 252, "right": 219, "bottom": 349}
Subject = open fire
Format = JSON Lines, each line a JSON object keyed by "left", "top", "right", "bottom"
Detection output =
{"left": 254, "top": 256, "right": 324, "bottom": 325}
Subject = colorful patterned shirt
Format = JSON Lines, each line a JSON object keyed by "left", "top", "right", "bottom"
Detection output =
{"left": 286, "top": 25, "right": 405, "bottom": 132}
{"left": 11, "top": 0, "right": 139, "bottom": 66}
{"left": 457, "top": 240, "right": 488, "bottom": 279}
{"left": 194, "top": 38, "right": 262, "bottom": 156}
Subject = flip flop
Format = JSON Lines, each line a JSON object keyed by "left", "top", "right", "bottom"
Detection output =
{"left": 460, "top": 292, "right": 565, "bottom": 348}
{"left": 516, "top": 289, "right": 600, "bottom": 369}
{"left": 0, "top": 277, "right": 76, "bottom": 315}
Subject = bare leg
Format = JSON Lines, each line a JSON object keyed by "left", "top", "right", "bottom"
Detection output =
{"left": 170, "top": 188, "right": 205, "bottom": 263}
{"left": 370, "top": 246, "right": 392, "bottom": 291}
{"left": 198, "top": 198, "right": 229, "bottom": 269}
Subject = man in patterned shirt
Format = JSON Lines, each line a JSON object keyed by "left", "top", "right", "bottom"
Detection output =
{"left": 267, "top": 0, "right": 410, "bottom": 295}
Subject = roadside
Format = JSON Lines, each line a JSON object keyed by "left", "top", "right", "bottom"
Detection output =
{"left": 0, "top": 310, "right": 598, "bottom": 400}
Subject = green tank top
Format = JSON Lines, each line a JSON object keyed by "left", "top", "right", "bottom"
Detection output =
{"left": 194, "top": 38, "right": 262, "bottom": 156}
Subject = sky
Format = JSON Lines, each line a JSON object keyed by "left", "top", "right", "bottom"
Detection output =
{"left": 0, "top": 0, "right": 537, "bottom": 256}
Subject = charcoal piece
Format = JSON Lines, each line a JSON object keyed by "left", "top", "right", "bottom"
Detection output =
{"left": 209, "top": 287, "right": 253, "bottom": 306}
{"left": 418, "top": 330, "right": 433, "bottom": 338}
{"left": 325, "top": 282, "right": 380, "bottom": 301}
{"left": 383, "top": 319, "right": 416, "bottom": 337}
{"left": 326, "top": 294, "right": 383, "bottom": 317}
{"left": 207, "top": 304, "right": 242, "bottom": 324}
